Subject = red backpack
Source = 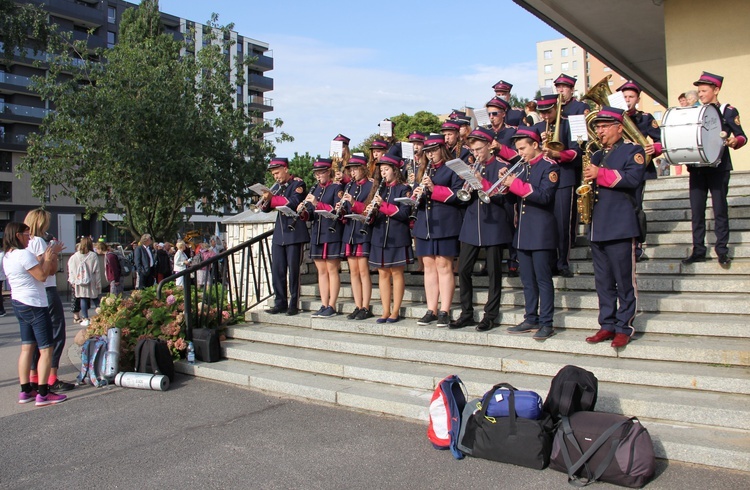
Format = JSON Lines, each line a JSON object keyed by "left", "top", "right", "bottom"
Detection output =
{"left": 427, "top": 374, "right": 467, "bottom": 459}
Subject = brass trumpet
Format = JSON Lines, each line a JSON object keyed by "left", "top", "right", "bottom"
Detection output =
{"left": 250, "top": 182, "right": 283, "bottom": 213}
{"left": 457, "top": 162, "right": 490, "bottom": 204}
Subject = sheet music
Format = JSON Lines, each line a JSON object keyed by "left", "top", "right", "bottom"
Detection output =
{"left": 249, "top": 183, "right": 271, "bottom": 195}
{"left": 446, "top": 158, "right": 482, "bottom": 189}
{"left": 314, "top": 210, "right": 338, "bottom": 220}
{"left": 330, "top": 140, "right": 344, "bottom": 158}
{"left": 474, "top": 107, "right": 490, "bottom": 127}
{"left": 276, "top": 205, "right": 298, "bottom": 217}
{"left": 343, "top": 213, "right": 367, "bottom": 222}
{"left": 607, "top": 91, "right": 628, "bottom": 111}
{"left": 568, "top": 114, "right": 588, "bottom": 142}
{"left": 394, "top": 196, "right": 416, "bottom": 206}
{"left": 379, "top": 120, "right": 393, "bottom": 137}
{"left": 401, "top": 142, "right": 415, "bottom": 160}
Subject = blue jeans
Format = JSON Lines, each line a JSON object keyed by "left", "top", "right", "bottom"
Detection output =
{"left": 12, "top": 299, "right": 54, "bottom": 349}
{"left": 80, "top": 297, "right": 100, "bottom": 319}
{"left": 31, "top": 286, "right": 67, "bottom": 370}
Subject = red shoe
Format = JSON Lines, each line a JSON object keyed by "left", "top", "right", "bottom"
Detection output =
{"left": 611, "top": 333, "right": 631, "bottom": 348}
{"left": 586, "top": 329, "right": 616, "bottom": 344}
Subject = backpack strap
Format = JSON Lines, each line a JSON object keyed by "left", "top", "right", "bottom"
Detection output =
{"left": 134, "top": 339, "right": 146, "bottom": 373}
{"left": 90, "top": 338, "right": 109, "bottom": 386}
{"left": 76, "top": 338, "right": 94, "bottom": 384}
{"left": 146, "top": 340, "right": 159, "bottom": 374}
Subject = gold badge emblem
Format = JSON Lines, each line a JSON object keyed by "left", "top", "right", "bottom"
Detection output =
{"left": 549, "top": 171, "right": 558, "bottom": 183}
{"left": 735, "top": 116, "right": 741, "bottom": 126}
{"left": 651, "top": 119, "right": 659, "bottom": 129}
{"left": 634, "top": 153, "right": 645, "bottom": 165}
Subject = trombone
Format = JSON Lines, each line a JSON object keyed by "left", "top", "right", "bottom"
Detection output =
{"left": 544, "top": 93, "right": 566, "bottom": 153}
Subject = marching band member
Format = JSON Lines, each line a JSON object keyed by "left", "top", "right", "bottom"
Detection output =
{"left": 617, "top": 80, "right": 663, "bottom": 261}
{"left": 503, "top": 128, "right": 559, "bottom": 341}
{"left": 333, "top": 133, "right": 351, "bottom": 182}
{"left": 486, "top": 97, "right": 518, "bottom": 146}
{"left": 261, "top": 158, "right": 309, "bottom": 316}
{"left": 299, "top": 158, "right": 344, "bottom": 318}
{"left": 683, "top": 71, "right": 746, "bottom": 266}
{"left": 492, "top": 80, "right": 527, "bottom": 128}
{"left": 441, "top": 120, "right": 472, "bottom": 163}
{"left": 451, "top": 127, "right": 513, "bottom": 331}
{"left": 338, "top": 155, "right": 375, "bottom": 320}
{"left": 364, "top": 154, "right": 414, "bottom": 323}
{"left": 533, "top": 93, "right": 581, "bottom": 278}
{"left": 583, "top": 107, "right": 646, "bottom": 348}
{"left": 368, "top": 138, "right": 389, "bottom": 178}
{"left": 413, "top": 134, "right": 463, "bottom": 327}
{"left": 404, "top": 131, "right": 427, "bottom": 187}
{"left": 554, "top": 73, "right": 590, "bottom": 117}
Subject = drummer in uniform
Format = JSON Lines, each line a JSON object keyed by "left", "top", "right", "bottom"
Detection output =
{"left": 554, "top": 73, "right": 590, "bottom": 117}
{"left": 261, "top": 158, "right": 310, "bottom": 316}
{"left": 683, "top": 72, "right": 746, "bottom": 266}
{"left": 617, "top": 80, "right": 663, "bottom": 261}
{"left": 583, "top": 107, "right": 645, "bottom": 348}
{"left": 492, "top": 80, "right": 527, "bottom": 128}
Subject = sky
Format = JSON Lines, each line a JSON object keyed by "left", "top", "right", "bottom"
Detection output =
{"left": 150, "top": 0, "right": 561, "bottom": 158}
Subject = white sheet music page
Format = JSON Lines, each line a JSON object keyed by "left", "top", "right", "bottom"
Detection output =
{"left": 249, "top": 183, "right": 271, "bottom": 195}
{"left": 330, "top": 140, "right": 344, "bottom": 158}
{"left": 568, "top": 115, "right": 588, "bottom": 142}
{"left": 607, "top": 91, "right": 628, "bottom": 111}
{"left": 401, "top": 142, "right": 415, "bottom": 160}
{"left": 379, "top": 120, "right": 393, "bottom": 137}
{"left": 474, "top": 108, "right": 490, "bottom": 127}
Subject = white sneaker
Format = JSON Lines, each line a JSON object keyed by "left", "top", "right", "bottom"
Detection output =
{"left": 80, "top": 319, "right": 90, "bottom": 327}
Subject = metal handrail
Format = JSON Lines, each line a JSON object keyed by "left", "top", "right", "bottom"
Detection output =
{"left": 156, "top": 229, "right": 274, "bottom": 340}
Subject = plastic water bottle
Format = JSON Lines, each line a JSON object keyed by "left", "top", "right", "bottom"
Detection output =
{"left": 187, "top": 341, "right": 196, "bottom": 364}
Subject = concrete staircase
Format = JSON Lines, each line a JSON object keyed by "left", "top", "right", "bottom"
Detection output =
{"left": 179, "top": 172, "right": 750, "bottom": 471}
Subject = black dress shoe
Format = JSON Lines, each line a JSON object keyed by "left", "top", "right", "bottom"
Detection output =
{"left": 266, "top": 306, "right": 287, "bottom": 314}
{"left": 449, "top": 315, "right": 477, "bottom": 329}
{"left": 475, "top": 318, "right": 495, "bottom": 332}
{"left": 682, "top": 253, "right": 706, "bottom": 265}
{"left": 286, "top": 307, "right": 299, "bottom": 316}
{"left": 718, "top": 253, "right": 732, "bottom": 265}
{"left": 559, "top": 269, "right": 574, "bottom": 278}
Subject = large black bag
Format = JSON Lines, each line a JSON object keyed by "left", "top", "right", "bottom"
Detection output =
{"left": 461, "top": 383, "right": 554, "bottom": 470}
{"left": 192, "top": 328, "right": 221, "bottom": 363}
{"left": 134, "top": 339, "right": 175, "bottom": 382}
{"left": 543, "top": 365, "right": 598, "bottom": 423}
{"left": 550, "top": 411, "right": 656, "bottom": 488}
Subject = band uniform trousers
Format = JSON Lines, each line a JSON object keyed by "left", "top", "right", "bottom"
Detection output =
{"left": 458, "top": 243, "right": 503, "bottom": 321}
{"left": 689, "top": 170, "right": 730, "bottom": 256}
{"left": 518, "top": 249, "right": 555, "bottom": 327}
{"left": 590, "top": 238, "right": 637, "bottom": 336}
{"left": 272, "top": 243, "right": 303, "bottom": 310}
{"left": 554, "top": 186, "right": 575, "bottom": 272}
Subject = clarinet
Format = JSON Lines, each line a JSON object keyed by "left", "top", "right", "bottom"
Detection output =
{"left": 330, "top": 180, "right": 354, "bottom": 233}
{"left": 360, "top": 179, "right": 387, "bottom": 236}
{"left": 292, "top": 183, "right": 326, "bottom": 231}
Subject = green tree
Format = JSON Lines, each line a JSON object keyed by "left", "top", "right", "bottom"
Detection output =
{"left": 0, "top": 0, "right": 50, "bottom": 61}
{"left": 288, "top": 151, "right": 318, "bottom": 190}
{"left": 390, "top": 111, "right": 442, "bottom": 141}
{"left": 509, "top": 94, "right": 530, "bottom": 110}
{"left": 21, "top": 0, "right": 291, "bottom": 241}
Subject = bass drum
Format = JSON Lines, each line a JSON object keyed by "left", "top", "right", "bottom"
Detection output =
{"left": 661, "top": 104, "right": 724, "bottom": 167}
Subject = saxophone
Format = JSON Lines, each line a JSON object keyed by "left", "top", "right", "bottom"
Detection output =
{"left": 576, "top": 136, "right": 595, "bottom": 224}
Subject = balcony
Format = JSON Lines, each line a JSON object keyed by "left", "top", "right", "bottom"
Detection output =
{"left": 247, "top": 95, "right": 273, "bottom": 112}
{"left": 0, "top": 103, "right": 51, "bottom": 123}
{"left": 247, "top": 73, "right": 273, "bottom": 91}
{"left": 0, "top": 132, "right": 29, "bottom": 152}
{"left": 29, "top": 0, "right": 104, "bottom": 28}
{"left": 248, "top": 53, "right": 273, "bottom": 72}
{"left": 0, "top": 72, "right": 34, "bottom": 94}
{"left": 71, "top": 29, "right": 107, "bottom": 50}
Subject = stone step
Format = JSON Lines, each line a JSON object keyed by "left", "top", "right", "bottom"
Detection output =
{"left": 225, "top": 325, "right": 750, "bottom": 396}
{"left": 575, "top": 230, "right": 750, "bottom": 246}
{"left": 648, "top": 219, "right": 750, "bottom": 233}
{"left": 177, "top": 359, "right": 750, "bottom": 471}
{"left": 644, "top": 206, "right": 750, "bottom": 223}
{"left": 643, "top": 196, "right": 750, "bottom": 211}
{"left": 645, "top": 186, "right": 750, "bottom": 202}
{"left": 286, "top": 302, "right": 750, "bottom": 338}
{"left": 570, "top": 245, "right": 750, "bottom": 260}
{"left": 246, "top": 313, "right": 750, "bottom": 367}
{"left": 313, "top": 272, "right": 750, "bottom": 295}
{"left": 300, "top": 284, "right": 750, "bottom": 316}
{"left": 642, "top": 172, "right": 750, "bottom": 192}
{"left": 572, "top": 258, "right": 750, "bottom": 276}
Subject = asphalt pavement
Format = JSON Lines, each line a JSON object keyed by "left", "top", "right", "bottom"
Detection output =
{"left": 0, "top": 304, "right": 748, "bottom": 489}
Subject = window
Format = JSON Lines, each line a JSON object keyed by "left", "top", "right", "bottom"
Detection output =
{"left": 572, "top": 46, "right": 578, "bottom": 56}
{"left": 107, "top": 31, "right": 115, "bottom": 48}
{"left": 603, "top": 66, "right": 612, "bottom": 72}
{"left": 108, "top": 7, "right": 116, "bottom": 24}
{"left": 0, "top": 181, "right": 11, "bottom": 202}
{"left": 544, "top": 50, "right": 552, "bottom": 59}
{"left": 561, "top": 47, "right": 568, "bottom": 57}
{"left": 561, "top": 62, "right": 569, "bottom": 71}
{"left": 544, "top": 79, "right": 553, "bottom": 87}
{"left": 236, "top": 84, "right": 242, "bottom": 95}
{"left": 237, "top": 43, "right": 242, "bottom": 53}
{"left": 544, "top": 64, "right": 552, "bottom": 74}
{"left": 0, "top": 152, "right": 11, "bottom": 172}
{"left": 654, "top": 111, "right": 663, "bottom": 121}
{"left": 572, "top": 60, "right": 578, "bottom": 70}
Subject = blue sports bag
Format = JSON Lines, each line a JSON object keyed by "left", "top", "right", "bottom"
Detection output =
{"left": 484, "top": 383, "right": 543, "bottom": 420}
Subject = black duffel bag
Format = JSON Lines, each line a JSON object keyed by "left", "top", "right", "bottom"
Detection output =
{"left": 460, "top": 383, "right": 554, "bottom": 470}
{"left": 550, "top": 411, "right": 656, "bottom": 488}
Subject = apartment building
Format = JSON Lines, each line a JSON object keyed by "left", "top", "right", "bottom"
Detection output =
{"left": 537, "top": 38, "right": 665, "bottom": 120}
{"left": 0, "top": 0, "right": 274, "bottom": 242}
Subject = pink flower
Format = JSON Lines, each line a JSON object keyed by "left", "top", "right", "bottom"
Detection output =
{"left": 166, "top": 295, "right": 176, "bottom": 305}
{"left": 174, "top": 338, "right": 187, "bottom": 351}
{"left": 222, "top": 311, "right": 230, "bottom": 321}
